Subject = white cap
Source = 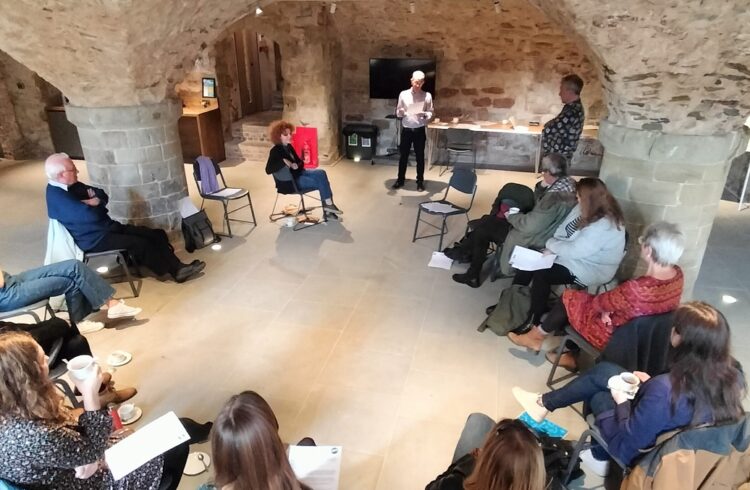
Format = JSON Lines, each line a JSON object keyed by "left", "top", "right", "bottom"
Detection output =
{"left": 412, "top": 70, "right": 425, "bottom": 81}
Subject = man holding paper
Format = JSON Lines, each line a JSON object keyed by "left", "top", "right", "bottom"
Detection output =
{"left": 393, "top": 70, "right": 434, "bottom": 192}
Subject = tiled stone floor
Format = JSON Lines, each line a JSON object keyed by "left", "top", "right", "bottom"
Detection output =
{"left": 0, "top": 157, "right": 748, "bottom": 489}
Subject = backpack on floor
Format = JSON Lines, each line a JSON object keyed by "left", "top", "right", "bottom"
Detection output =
{"left": 182, "top": 210, "right": 217, "bottom": 252}
{"left": 539, "top": 434, "right": 584, "bottom": 489}
{"left": 477, "top": 284, "right": 532, "bottom": 336}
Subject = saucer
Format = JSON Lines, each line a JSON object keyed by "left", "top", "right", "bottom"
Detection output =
{"left": 119, "top": 406, "right": 143, "bottom": 425}
{"left": 107, "top": 350, "right": 132, "bottom": 367}
{"left": 607, "top": 375, "right": 639, "bottom": 399}
{"left": 183, "top": 452, "right": 211, "bottom": 476}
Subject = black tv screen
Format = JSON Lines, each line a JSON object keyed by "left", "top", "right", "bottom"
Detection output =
{"left": 369, "top": 58, "right": 437, "bottom": 99}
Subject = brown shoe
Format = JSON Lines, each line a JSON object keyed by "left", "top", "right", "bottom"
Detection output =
{"left": 545, "top": 351, "right": 578, "bottom": 372}
{"left": 100, "top": 387, "right": 137, "bottom": 405}
{"left": 507, "top": 326, "right": 545, "bottom": 353}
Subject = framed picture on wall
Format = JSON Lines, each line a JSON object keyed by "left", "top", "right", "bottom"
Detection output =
{"left": 202, "top": 78, "right": 217, "bottom": 98}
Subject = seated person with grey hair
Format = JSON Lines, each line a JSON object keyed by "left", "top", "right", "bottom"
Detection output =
{"left": 451, "top": 153, "right": 577, "bottom": 288}
{"left": 509, "top": 221, "right": 685, "bottom": 371}
{"left": 44, "top": 153, "right": 205, "bottom": 283}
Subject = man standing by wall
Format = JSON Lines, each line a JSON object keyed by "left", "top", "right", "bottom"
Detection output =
{"left": 393, "top": 70, "right": 434, "bottom": 192}
{"left": 542, "top": 74, "right": 585, "bottom": 164}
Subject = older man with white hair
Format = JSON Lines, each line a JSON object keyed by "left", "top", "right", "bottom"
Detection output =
{"left": 44, "top": 153, "right": 205, "bottom": 283}
{"left": 393, "top": 70, "right": 434, "bottom": 191}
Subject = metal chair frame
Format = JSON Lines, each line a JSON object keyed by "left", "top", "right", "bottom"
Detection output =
{"left": 413, "top": 168, "right": 477, "bottom": 250}
{"left": 84, "top": 249, "right": 141, "bottom": 298}
{"left": 194, "top": 157, "right": 257, "bottom": 238}
{"left": 561, "top": 414, "right": 628, "bottom": 487}
{"left": 434, "top": 129, "right": 477, "bottom": 176}
{"left": 269, "top": 167, "right": 328, "bottom": 231}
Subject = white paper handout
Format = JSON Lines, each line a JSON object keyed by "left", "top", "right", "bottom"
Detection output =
{"left": 288, "top": 445, "right": 342, "bottom": 490}
{"left": 105, "top": 411, "right": 190, "bottom": 481}
{"left": 406, "top": 101, "right": 424, "bottom": 116}
{"left": 422, "top": 202, "right": 458, "bottom": 214}
{"left": 428, "top": 251, "right": 453, "bottom": 270}
{"left": 509, "top": 246, "right": 556, "bottom": 271}
{"left": 178, "top": 196, "right": 200, "bottom": 218}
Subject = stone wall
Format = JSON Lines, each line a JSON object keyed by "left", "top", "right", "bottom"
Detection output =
{"left": 333, "top": 0, "right": 605, "bottom": 156}
{"left": 0, "top": 50, "right": 58, "bottom": 159}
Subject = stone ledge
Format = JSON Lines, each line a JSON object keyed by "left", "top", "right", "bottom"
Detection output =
{"left": 599, "top": 120, "right": 747, "bottom": 164}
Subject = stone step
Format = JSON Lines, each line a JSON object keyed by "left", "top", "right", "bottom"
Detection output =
{"left": 225, "top": 138, "right": 271, "bottom": 163}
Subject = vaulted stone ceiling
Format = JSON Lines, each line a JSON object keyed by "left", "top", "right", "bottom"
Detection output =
{"left": 0, "top": 0, "right": 748, "bottom": 133}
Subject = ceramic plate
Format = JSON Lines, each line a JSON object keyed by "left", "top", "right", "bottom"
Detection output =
{"left": 183, "top": 452, "right": 211, "bottom": 476}
{"left": 119, "top": 406, "right": 143, "bottom": 425}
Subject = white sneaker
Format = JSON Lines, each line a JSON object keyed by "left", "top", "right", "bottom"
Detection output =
{"left": 512, "top": 387, "right": 549, "bottom": 423}
{"left": 580, "top": 448, "right": 610, "bottom": 477}
{"left": 107, "top": 300, "right": 142, "bottom": 319}
{"left": 78, "top": 320, "right": 105, "bottom": 334}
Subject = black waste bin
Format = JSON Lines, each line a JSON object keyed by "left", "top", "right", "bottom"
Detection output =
{"left": 342, "top": 123, "right": 378, "bottom": 162}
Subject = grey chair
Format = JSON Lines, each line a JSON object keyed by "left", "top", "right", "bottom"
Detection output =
{"left": 269, "top": 166, "right": 328, "bottom": 231}
{"left": 193, "top": 156, "right": 256, "bottom": 237}
{"left": 561, "top": 414, "right": 628, "bottom": 486}
{"left": 0, "top": 299, "right": 55, "bottom": 323}
{"left": 412, "top": 168, "right": 477, "bottom": 250}
{"left": 547, "top": 325, "right": 601, "bottom": 392}
{"left": 84, "top": 249, "right": 141, "bottom": 298}
{"left": 436, "top": 129, "right": 476, "bottom": 176}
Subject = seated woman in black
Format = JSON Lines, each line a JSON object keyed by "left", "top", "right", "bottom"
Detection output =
{"left": 265, "top": 120, "right": 343, "bottom": 219}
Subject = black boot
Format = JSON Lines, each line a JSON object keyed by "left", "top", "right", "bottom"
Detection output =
{"left": 452, "top": 271, "right": 480, "bottom": 288}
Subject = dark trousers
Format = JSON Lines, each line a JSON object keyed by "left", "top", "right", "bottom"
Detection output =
{"left": 513, "top": 264, "right": 576, "bottom": 324}
{"left": 398, "top": 126, "right": 426, "bottom": 184}
{"left": 541, "top": 300, "right": 569, "bottom": 334}
{"left": 89, "top": 223, "right": 183, "bottom": 277}
{"left": 466, "top": 217, "right": 510, "bottom": 277}
{"left": 0, "top": 317, "right": 91, "bottom": 360}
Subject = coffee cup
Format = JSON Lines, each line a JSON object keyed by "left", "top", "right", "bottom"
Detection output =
{"left": 451, "top": 117, "right": 459, "bottom": 124}
{"left": 67, "top": 355, "right": 97, "bottom": 381}
{"left": 118, "top": 403, "right": 136, "bottom": 421}
{"left": 620, "top": 372, "right": 640, "bottom": 390}
{"left": 507, "top": 207, "right": 520, "bottom": 215}
{"left": 434, "top": 118, "right": 441, "bottom": 123}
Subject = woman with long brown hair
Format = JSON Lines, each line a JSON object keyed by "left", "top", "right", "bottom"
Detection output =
{"left": 0, "top": 331, "right": 209, "bottom": 489}
{"left": 508, "top": 177, "right": 626, "bottom": 343}
{"left": 427, "top": 415, "right": 545, "bottom": 490}
{"left": 206, "top": 391, "right": 310, "bottom": 490}
{"left": 513, "top": 302, "right": 746, "bottom": 477}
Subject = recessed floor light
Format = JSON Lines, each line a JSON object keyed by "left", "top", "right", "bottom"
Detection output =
{"left": 96, "top": 266, "right": 109, "bottom": 274}
{"left": 211, "top": 243, "right": 222, "bottom": 251}
{"left": 722, "top": 294, "right": 738, "bottom": 304}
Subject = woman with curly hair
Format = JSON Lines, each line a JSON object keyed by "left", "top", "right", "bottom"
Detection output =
{"left": 265, "top": 120, "right": 343, "bottom": 219}
{"left": 0, "top": 331, "right": 210, "bottom": 489}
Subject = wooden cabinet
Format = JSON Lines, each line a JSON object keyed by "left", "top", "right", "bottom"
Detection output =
{"left": 178, "top": 107, "right": 226, "bottom": 163}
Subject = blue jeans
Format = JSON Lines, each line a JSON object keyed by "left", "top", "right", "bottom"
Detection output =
{"left": 296, "top": 169, "right": 333, "bottom": 202}
{"left": 451, "top": 413, "right": 495, "bottom": 463}
{"left": 542, "top": 361, "right": 625, "bottom": 460}
{"left": 0, "top": 260, "right": 115, "bottom": 323}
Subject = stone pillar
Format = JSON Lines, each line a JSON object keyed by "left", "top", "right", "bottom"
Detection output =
{"left": 281, "top": 12, "right": 342, "bottom": 164}
{"left": 65, "top": 100, "right": 187, "bottom": 239}
{"left": 598, "top": 120, "right": 749, "bottom": 299}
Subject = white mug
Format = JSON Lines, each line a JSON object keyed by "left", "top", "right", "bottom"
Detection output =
{"left": 68, "top": 355, "right": 98, "bottom": 381}
{"left": 620, "top": 372, "right": 640, "bottom": 389}
{"left": 507, "top": 207, "right": 520, "bottom": 215}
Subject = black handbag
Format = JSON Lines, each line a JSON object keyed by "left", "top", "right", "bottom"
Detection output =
{"left": 181, "top": 210, "right": 217, "bottom": 252}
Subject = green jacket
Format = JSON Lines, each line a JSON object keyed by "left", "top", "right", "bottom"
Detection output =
{"left": 498, "top": 189, "right": 577, "bottom": 276}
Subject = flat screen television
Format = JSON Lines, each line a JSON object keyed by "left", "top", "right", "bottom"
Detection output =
{"left": 369, "top": 58, "right": 437, "bottom": 99}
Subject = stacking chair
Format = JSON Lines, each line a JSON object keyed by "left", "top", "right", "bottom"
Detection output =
{"left": 547, "top": 325, "right": 601, "bottom": 392}
{"left": 0, "top": 299, "right": 55, "bottom": 323}
{"left": 193, "top": 156, "right": 256, "bottom": 237}
{"left": 83, "top": 249, "right": 141, "bottom": 298}
{"left": 436, "top": 129, "right": 476, "bottom": 176}
{"left": 413, "top": 168, "right": 477, "bottom": 250}
{"left": 561, "top": 413, "right": 629, "bottom": 486}
{"left": 269, "top": 166, "right": 328, "bottom": 231}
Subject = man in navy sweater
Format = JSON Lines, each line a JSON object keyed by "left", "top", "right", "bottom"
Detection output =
{"left": 45, "top": 153, "right": 205, "bottom": 283}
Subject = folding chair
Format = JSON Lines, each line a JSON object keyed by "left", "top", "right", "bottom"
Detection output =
{"left": 0, "top": 299, "right": 55, "bottom": 323}
{"left": 83, "top": 249, "right": 141, "bottom": 298}
{"left": 413, "top": 168, "right": 477, "bottom": 250}
{"left": 547, "top": 325, "right": 601, "bottom": 393}
{"left": 269, "top": 166, "right": 328, "bottom": 231}
{"left": 193, "top": 156, "right": 256, "bottom": 237}
{"left": 561, "top": 414, "right": 628, "bottom": 486}
{"left": 435, "top": 129, "right": 476, "bottom": 176}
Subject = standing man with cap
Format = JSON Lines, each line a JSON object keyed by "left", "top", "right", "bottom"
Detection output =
{"left": 393, "top": 70, "right": 434, "bottom": 192}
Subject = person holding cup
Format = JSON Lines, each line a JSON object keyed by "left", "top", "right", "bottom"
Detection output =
{"left": 0, "top": 331, "right": 211, "bottom": 489}
{"left": 511, "top": 302, "right": 746, "bottom": 477}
